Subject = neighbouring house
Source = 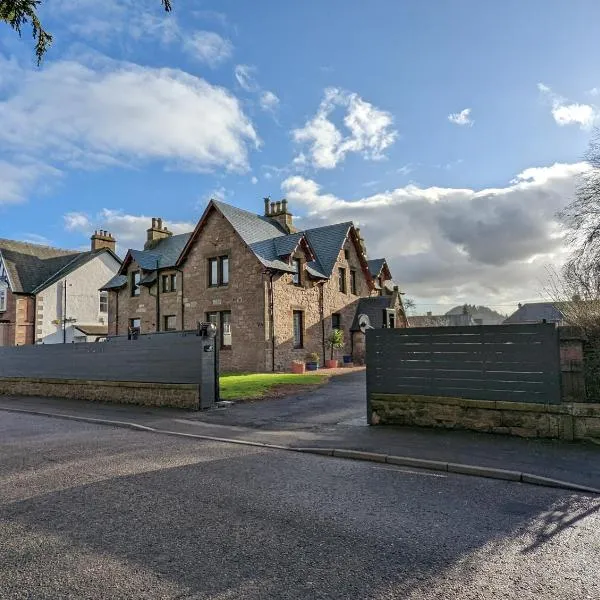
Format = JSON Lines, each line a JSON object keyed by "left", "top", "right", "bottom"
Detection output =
{"left": 0, "top": 232, "right": 121, "bottom": 345}
{"left": 409, "top": 311, "right": 477, "bottom": 327}
{"left": 503, "top": 302, "right": 565, "bottom": 325}
{"left": 101, "top": 198, "right": 407, "bottom": 372}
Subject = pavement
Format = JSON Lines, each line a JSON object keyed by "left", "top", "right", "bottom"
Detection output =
{"left": 1, "top": 370, "right": 600, "bottom": 489}
{"left": 1, "top": 411, "right": 600, "bottom": 599}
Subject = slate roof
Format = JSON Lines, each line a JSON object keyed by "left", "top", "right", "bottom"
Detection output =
{"left": 350, "top": 296, "right": 394, "bottom": 331}
{"left": 274, "top": 232, "right": 304, "bottom": 258}
{"left": 101, "top": 274, "right": 128, "bottom": 291}
{"left": 0, "top": 239, "right": 120, "bottom": 295}
{"left": 303, "top": 222, "right": 352, "bottom": 278}
{"left": 367, "top": 258, "right": 386, "bottom": 278}
{"left": 503, "top": 302, "right": 564, "bottom": 325}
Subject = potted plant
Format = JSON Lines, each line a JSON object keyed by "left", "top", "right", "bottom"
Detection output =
{"left": 326, "top": 328, "right": 344, "bottom": 368}
{"left": 291, "top": 359, "right": 305, "bottom": 374}
{"left": 305, "top": 352, "right": 320, "bottom": 371}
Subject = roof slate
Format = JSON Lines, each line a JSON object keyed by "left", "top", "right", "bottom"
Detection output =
{"left": 367, "top": 258, "right": 386, "bottom": 278}
{"left": 0, "top": 239, "right": 120, "bottom": 295}
{"left": 350, "top": 296, "right": 393, "bottom": 331}
{"left": 101, "top": 274, "right": 128, "bottom": 291}
{"left": 503, "top": 302, "right": 564, "bottom": 324}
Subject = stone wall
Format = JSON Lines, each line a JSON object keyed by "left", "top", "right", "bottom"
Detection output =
{"left": 271, "top": 232, "right": 369, "bottom": 370}
{"left": 0, "top": 377, "right": 199, "bottom": 409}
{"left": 369, "top": 393, "right": 600, "bottom": 441}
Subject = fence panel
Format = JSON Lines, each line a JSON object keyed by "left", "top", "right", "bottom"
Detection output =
{"left": 366, "top": 323, "right": 562, "bottom": 404}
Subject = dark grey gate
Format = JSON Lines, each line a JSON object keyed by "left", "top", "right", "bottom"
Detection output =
{"left": 367, "top": 323, "right": 562, "bottom": 405}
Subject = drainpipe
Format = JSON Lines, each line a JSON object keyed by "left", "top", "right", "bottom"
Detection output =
{"left": 319, "top": 282, "right": 325, "bottom": 364}
{"left": 155, "top": 259, "right": 160, "bottom": 332}
{"left": 63, "top": 280, "right": 67, "bottom": 344}
{"left": 269, "top": 270, "right": 275, "bottom": 372}
{"left": 175, "top": 267, "right": 185, "bottom": 330}
{"left": 114, "top": 290, "right": 119, "bottom": 336}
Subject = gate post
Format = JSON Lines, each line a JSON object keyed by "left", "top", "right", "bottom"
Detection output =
{"left": 196, "top": 322, "right": 218, "bottom": 410}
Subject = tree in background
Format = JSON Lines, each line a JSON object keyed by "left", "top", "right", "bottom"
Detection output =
{"left": 402, "top": 297, "right": 416, "bottom": 315}
{"left": 0, "top": 0, "right": 172, "bottom": 64}
{"left": 556, "top": 129, "right": 600, "bottom": 332}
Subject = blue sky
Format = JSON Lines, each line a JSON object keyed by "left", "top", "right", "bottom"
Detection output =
{"left": 1, "top": 0, "right": 598, "bottom": 312}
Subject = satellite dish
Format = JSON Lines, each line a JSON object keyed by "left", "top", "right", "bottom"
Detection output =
{"left": 358, "top": 314, "right": 374, "bottom": 334}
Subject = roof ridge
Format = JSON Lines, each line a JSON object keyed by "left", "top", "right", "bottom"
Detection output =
{"left": 301, "top": 221, "right": 353, "bottom": 234}
{"left": 0, "top": 237, "right": 82, "bottom": 256}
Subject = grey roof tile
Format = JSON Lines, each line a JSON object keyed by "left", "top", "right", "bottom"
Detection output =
{"left": 101, "top": 274, "right": 128, "bottom": 291}
{"left": 367, "top": 258, "right": 386, "bottom": 277}
{"left": 503, "top": 302, "right": 564, "bottom": 324}
{"left": 350, "top": 296, "right": 393, "bottom": 331}
{"left": 304, "top": 222, "right": 352, "bottom": 278}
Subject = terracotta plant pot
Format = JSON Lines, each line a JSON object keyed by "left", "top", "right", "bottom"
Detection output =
{"left": 325, "top": 359, "right": 338, "bottom": 369}
{"left": 291, "top": 362, "right": 305, "bottom": 374}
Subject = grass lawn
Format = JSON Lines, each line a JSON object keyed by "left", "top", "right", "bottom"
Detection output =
{"left": 219, "top": 372, "right": 327, "bottom": 401}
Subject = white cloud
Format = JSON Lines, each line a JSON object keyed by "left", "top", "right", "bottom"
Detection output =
{"left": 448, "top": 108, "right": 473, "bottom": 126}
{"left": 234, "top": 65, "right": 259, "bottom": 92}
{"left": 185, "top": 31, "right": 233, "bottom": 67}
{"left": 260, "top": 90, "right": 280, "bottom": 113}
{"left": 0, "top": 57, "right": 259, "bottom": 174}
{"left": 251, "top": 176, "right": 258, "bottom": 184}
{"left": 589, "top": 87, "right": 600, "bottom": 96}
{"left": 292, "top": 88, "right": 397, "bottom": 169}
{"left": 0, "top": 160, "right": 60, "bottom": 204}
{"left": 538, "top": 83, "right": 598, "bottom": 129}
{"left": 64, "top": 208, "right": 194, "bottom": 249}
{"left": 281, "top": 162, "right": 588, "bottom": 305}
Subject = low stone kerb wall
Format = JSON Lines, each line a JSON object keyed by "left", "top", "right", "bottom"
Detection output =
{"left": 369, "top": 393, "right": 600, "bottom": 441}
{"left": 0, "top": 378, "right": 199, "bottom": 409}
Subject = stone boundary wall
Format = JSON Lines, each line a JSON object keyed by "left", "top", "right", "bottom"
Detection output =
{"left": 0, "top": 378, "right": 199, "bottom": 409}
{"left": 369, "top": 393, "right": 600, "bottom": 441}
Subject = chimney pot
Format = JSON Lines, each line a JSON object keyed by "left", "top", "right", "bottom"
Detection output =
{"left": 264, "top": 197, "right": 271, "bottom": 216}
{"left": 270, "top": 202, "right": 276, "bottom": 214}
{"left": 427, "top": 311, "right": 432, "bottom": 316}
{"left": 281, "top": 199, "right": 288, "bottom": 213}
{"left": 157, "top": 218, "right": 163, "bottom": 230}
{"left": 275, "top": 201, "right": 281, "bottom": 214}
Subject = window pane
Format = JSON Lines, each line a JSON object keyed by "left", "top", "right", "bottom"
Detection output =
{"left": 338, "top": 268, "right": 346, "bottom": 293}
{"left": 170, "top": 273, "right": 177, "bottom": 291}
{"left": 292, "top": 259, "right": 300, "bottom": 285}
{"left": 221, "top": 256, "right": 229, "bottom": 285}
{"left": 164, "top": 315, "right": 176, "bottom": 331}
{"left": 99, "top": 292, "right": 108, "bottom": 313}
{"left": 131, "top": 271, "right": 140, "bottom": 296}
{"left": 209, "top": 259, "right": 218, "bottom": 286}
{"left": 293, "top": 311, "right": 303, "bottom": 349}
{"left": 221, "top": 311, "right": 232, "bottom": 347}
{"left": 129, "top": 318, "right": 141, "bottom": 330}
{"left": 350, "top": 270, "right": 357, "bottom": 295}
{"left": 332, "top": 313, "right": 341, "bottom": 330}
{"left": 206, "top": 312, "right": 218, "bottom": 325}
{"left": 162, "top": 275, "right": 169, "bottom": 292}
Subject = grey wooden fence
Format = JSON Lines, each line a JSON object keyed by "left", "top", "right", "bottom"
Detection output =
{"left": 0, "top": 330, "right": 209, "bottom": 385}
{"left": 366, "top": 323, "right": 562, "bottom": 404}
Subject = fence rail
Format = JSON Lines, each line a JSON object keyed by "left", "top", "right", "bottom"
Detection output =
{"left": 366, "top": 323, "right": 562, "bottom": 404}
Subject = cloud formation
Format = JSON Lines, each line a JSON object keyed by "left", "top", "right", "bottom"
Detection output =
{"left": 0, "top": 160, "right": 60, "bottom": 204}
{"left": 65, "top": 209, "right": 194, "bottom": 250}
{"left": 282, "top": 162, "right": 587, "bottom": 305}
{"left": 234, "top": 64, "right": 280, "bottom": 115}
{"left": 185, "top": 31, "right": 233, "bottom": 67}
{"left": 0, "top": 57, "right": 259, "bottom": 174}
{"left": 538, "top": 83, "right": 598, "bottom": 129}
{"left": 292, "top": 88, "right": 397, "bottom": 169}
{"left": 448, "top": 108, "right": 473, "bottom": 126}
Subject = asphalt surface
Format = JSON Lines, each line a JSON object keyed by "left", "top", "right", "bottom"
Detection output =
{"left": 1, "top": 411, "right": 600, "bottom": 599}
{"left": 2, "top": 371, "right": 600, "bottom": 488}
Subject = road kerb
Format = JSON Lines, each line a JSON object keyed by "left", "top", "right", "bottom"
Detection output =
{"left": 521, "top": 473, "right": 600, "bottom": 494}
{"left": 1, "top": 405, "right": 598, "bottom": 495}
{"left": 448, "top": 463, "right": 521, "bottom": 481}
{"left": 333, "top": 449, "right": 387, "bottom": 462}
{"left": 386, "top": 455, "right": 449, "bottom": 471}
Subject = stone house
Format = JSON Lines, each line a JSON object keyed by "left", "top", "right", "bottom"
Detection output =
{"left": 102, "top": 199, "right": 407, "bottom": 372}
{"left": 0, "top": 233, "right": 121, "bottom": 345}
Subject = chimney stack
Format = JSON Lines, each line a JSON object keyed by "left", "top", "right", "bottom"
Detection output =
{"left": 264, "top": 197, "right": 271, "bottom": 216}
{"left": 145, "top": 216, "right": 172, "bottom": 249}
{"left": 266, "top": 197, "right": 296, "bottom": 234}
{"left": 91, "top": 230, "right": 116, "bottom": 253}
